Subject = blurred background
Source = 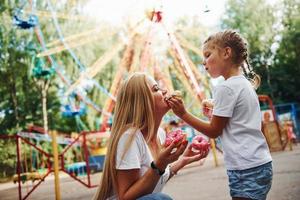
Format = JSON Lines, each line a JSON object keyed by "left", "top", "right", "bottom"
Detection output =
{"left": 0, "top": 0, "right": 299, "bottom": 199}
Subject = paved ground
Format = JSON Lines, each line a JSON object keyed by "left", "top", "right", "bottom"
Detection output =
{"left": 1, "top": 144, "right": 299, "bottom": 200}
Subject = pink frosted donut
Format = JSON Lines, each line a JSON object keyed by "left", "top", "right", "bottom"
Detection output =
{"left": 191, "top": 135, "right": 210, "bottom": 151}
{"left": 164, "top": 129, "right": 186, "bottom": 147}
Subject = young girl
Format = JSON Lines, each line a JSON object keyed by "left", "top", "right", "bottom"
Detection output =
{"left": 167, "top": 30, "right": 273, "bottom": 200}
{"left": 93, "top": 72, "right": 208, "bottom": 200}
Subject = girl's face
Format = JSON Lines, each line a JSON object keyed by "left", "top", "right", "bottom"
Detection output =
{"left": 202, "top": 42, "right": 225, "bottom": 78}
{"left": 147, "top": 77, "right": 170, "bottom": 114}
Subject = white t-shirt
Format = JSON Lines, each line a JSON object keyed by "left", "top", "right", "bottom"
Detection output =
{"left": 212, "top": 75, "right": 272, "bottom": 170}
{"left": 109, "top": 128, "right": 170, "bottom": 199}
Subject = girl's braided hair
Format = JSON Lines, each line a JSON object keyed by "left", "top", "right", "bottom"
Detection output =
{"left": 204, "top": 30, "right": 261, "bottom": 89}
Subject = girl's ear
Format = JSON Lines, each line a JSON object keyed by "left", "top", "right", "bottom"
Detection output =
{"left": 223, "top": 47, "right": 232, "bottom": 60}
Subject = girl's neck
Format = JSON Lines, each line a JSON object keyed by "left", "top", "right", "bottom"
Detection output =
{"left": 222, "top": 64, "right": 241, "bottom": 80}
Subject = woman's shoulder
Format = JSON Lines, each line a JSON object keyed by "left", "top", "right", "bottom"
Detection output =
{"left": 122, "top": 128, "right": 143, "bottom": 137}
{"left": 116, "top": 128, "right": 148, "bottom": 164}
{"left": 119, "top": 128, "right": 144, "bottom": 144}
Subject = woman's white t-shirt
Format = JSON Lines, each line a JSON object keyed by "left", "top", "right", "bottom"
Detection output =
{"left": 213, "top": 75, "right": 272, "bottom": 170}
{"left": 109, "top": 128, "right": 170, "bottom": 199}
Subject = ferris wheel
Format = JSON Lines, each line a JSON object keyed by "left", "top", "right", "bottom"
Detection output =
{"left": 15, "top": 0, "right": 212, "bottom": 131}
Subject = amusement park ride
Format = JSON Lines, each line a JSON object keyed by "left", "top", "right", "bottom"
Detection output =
{"left": 2, "top": 1, "right": 298, "bottom": 200}
{"left": 26, "top": 4, "right": 211, "bottom": 127}
{"left": 3, "top": 1, "right": 216, "bottom": 199}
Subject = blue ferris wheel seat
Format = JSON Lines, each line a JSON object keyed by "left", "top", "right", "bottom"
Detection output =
{"left": 13, "top": 14, "right": 38, "bottom": 29}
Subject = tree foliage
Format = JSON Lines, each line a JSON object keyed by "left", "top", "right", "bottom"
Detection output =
{"left": 270, "top": 0, "right": 300, "bottom": 103}
{"left": 221, "top": 0, "right": 277, "bottom": 97}
{"left": 0, "top": 2, "right": 42, "bottom": 134}
{"left": 221, "top": 0, "right": 300, "bottom": 104}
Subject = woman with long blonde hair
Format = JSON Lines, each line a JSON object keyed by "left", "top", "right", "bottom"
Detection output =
{"left": 93, "top": 72, "right": 208, "bottom": 200}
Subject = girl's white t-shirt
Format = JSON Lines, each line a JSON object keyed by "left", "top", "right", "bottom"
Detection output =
{"left": 108, "top": 128, "right": 170, "bottom": 199}
{"left": 213, "top": 75, "right": 272, "bottom": 170}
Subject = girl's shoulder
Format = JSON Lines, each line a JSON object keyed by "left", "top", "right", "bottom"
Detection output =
{"left": 216, "top": 75, "right": 251, "bottom": 94}
{"left": 222, "top": 75, "right": 247, "bottom": 87}
{"left": 214, "top": 83, "right": 235, "bottom": 97}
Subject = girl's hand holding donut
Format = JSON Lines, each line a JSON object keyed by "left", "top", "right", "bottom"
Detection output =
{"left": 165, "top": 91, "right": 187, "bottom": 118}
{"left": 202, "top": 99, "right": 214, "bottom": 119}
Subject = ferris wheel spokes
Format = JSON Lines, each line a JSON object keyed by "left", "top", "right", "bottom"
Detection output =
{"left": 37, "top": 34, "right": 103, "bottom": 57}
{"left": 23, "top": 9, "right": 90, "bottom": 21}
{"left": 64, "top": 19, "right": 147, "bottom": 97}
{"left": 45, "top": 28, "right": 103, "bottom": 48}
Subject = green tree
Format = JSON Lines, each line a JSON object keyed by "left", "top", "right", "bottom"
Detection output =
{"left": 221, "top": 0, "right": 277, "bottom": 97}
{"left": 271, "top": 0, "right": 300, "bottom": 103}
{"left": 0, "top": 2, "right": 42, "bottom": 133}
{"left": 221, "top": 0, "right": 300, "bottom": 104}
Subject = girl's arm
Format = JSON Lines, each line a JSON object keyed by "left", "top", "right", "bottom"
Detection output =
{"left": 116, "top": 140, "right": 188, "bottom": 200}
{"left": 181, "top": 112, "right": 228, "bottom": 138}
{"left": 167, "top": 98, "right": 228, "bottom": 138}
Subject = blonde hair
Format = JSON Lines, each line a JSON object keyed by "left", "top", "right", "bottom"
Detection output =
{"left": 93, "top": 72, "right": 156, "bottom": 200}
{"left": 204, "top": 30, "right": 261, "bottom": 89}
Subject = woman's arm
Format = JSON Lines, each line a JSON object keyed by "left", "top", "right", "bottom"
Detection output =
{"left": 116, "top": 168, "right": 161, "bottom": 200}
{"left": 116, "top": 141, "right": 188, "bottom": 200}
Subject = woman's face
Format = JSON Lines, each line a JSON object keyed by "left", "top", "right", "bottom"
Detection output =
{"left": 147, "top": 77, "right": 170, "bottom": 114}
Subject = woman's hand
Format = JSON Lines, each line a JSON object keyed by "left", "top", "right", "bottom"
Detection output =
{"left": 166, "top": 97, "right": 187, "bottom": 118}
{"left": 167, "top": 144, "right": 209, "bottom": 180}
{"left": 155, "top": 139, "right": 188, "bottom": 171}
{"left": 180, "top": 144, "right": 209, "bottom": 167}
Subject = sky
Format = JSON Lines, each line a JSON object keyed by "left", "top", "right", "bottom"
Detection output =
{"left": 83, "top": 0, "right": 226, "bottom": 27}
{"left": 83, "top": 0, "right": 278, "bottom": 28}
